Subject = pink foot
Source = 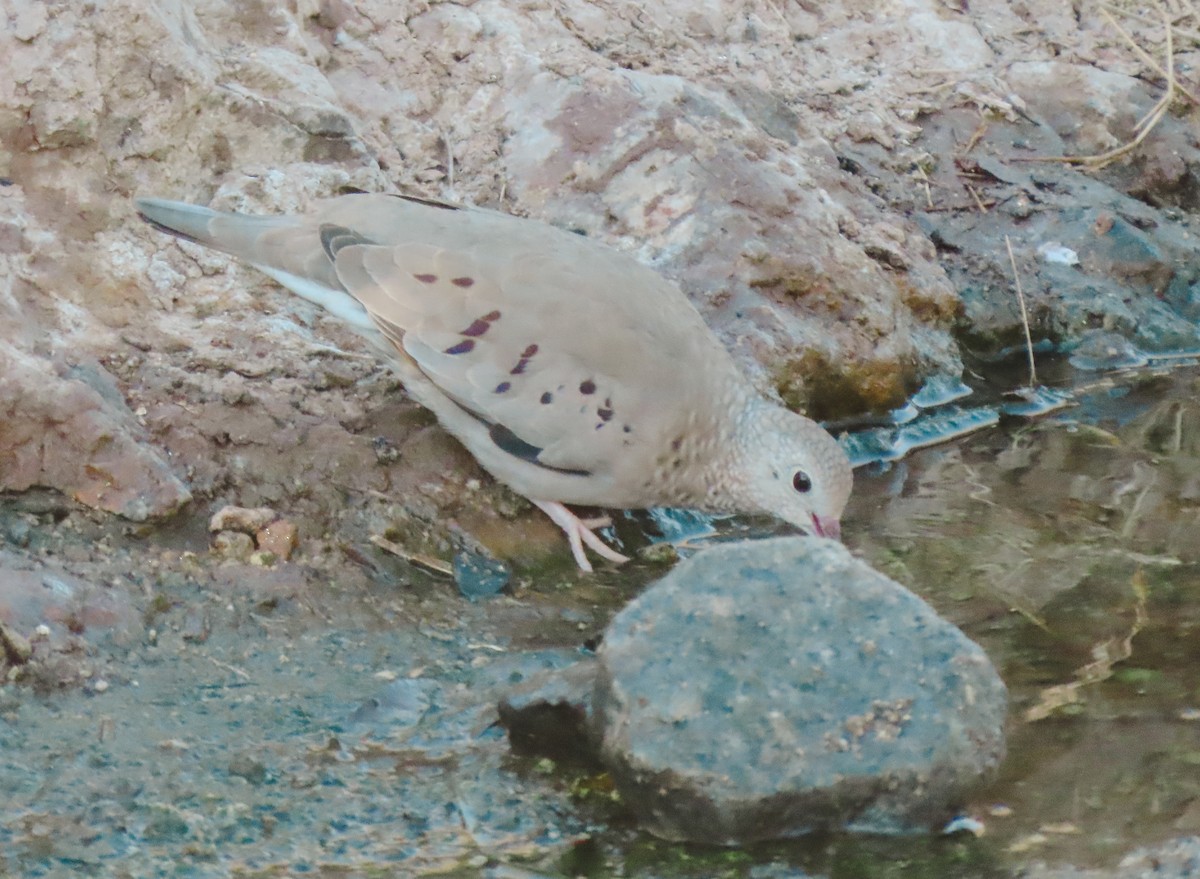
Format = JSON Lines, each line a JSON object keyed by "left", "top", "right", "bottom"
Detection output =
{"left": 532, "top": 500, "right": 630, "bottom": 572}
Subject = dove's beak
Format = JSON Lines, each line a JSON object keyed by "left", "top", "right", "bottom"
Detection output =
{"left": 811, "top": 514, "right": 841, "bottom": 541}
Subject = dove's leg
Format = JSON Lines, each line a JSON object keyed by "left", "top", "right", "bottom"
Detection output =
{"left": 532, "top": 500, "right": 630, "bottom": 572}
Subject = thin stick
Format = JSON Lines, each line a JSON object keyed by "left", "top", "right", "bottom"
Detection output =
{"left": 966, "top": 183, "right": 990, "bottom": 213}
{"left": 1099, "top": 3, "right": 1200, "bottom": 83}
{"left": 1012, "top": 3, "right": 1190, "bottom": 169}
{"left": 209, "top": 657, "right": 251, "bottom": 680}
{"left": 1099, "top": 6, "right": 1197, "bottom": 104}
{"left": 915, "top": 165, "right": 934, "bottom": 209}
{"left": 1005, "top": 235, "right": 1038, "bottom": 387}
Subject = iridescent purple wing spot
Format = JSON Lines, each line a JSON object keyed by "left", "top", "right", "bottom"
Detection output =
{"left": 444, "top": 339, "right": 475, "bottom": 355}
{"left": 459, "top": 309, "right": 502, "bottom": 338}
{"left": 510, "top": 343, "right": 540, "bottom": 376}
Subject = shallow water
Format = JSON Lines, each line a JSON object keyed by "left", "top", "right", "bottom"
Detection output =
{"left": 842, "top": 366, "right": 1200, "bottom": 872}
{"left": 3, "top": 365, "right": 1200, "bottom": 877}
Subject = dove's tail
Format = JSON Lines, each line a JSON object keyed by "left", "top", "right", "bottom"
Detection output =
{"left": 135, "top": 197, "right": 378, "bottom": 332}
{"left": 134, "top": 198, "right": 298, "bottom": 258}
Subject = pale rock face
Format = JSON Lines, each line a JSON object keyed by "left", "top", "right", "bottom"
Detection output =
{"left": 0, "top": 0, "right": 1038, "bottom": 530}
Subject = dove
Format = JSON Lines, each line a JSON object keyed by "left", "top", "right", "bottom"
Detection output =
{"left": 135, "top": 193, "right": 853, "bottom": 571}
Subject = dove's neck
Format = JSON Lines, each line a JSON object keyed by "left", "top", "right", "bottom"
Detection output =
{"left": 699, "top": 393, "right": 780, "bottom": 511}
{"left": 653, "top": 385, "right": 773, "bottom": 513}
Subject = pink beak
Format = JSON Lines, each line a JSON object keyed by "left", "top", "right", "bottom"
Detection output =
{"left": 811, "top": 514, "right": 841, "bottom": 541}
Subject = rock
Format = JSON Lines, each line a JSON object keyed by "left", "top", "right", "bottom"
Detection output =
{"left": 0, "top": 342, "right": 192, "bottom": 522}
{"left": 211, "top": 530, "right": 254, "bottom": 560}
{"left": 592, "top": 537, "right": 1006, "bottom": 844}
{"left": 255, "top": 519, "right": 298, "bottom": 561}
{"left": 0, "top": 620, "right": 32, "bottom": 665}
{"left": 452, "top": 549, "right": 511, "bottom": 600}
{"left": 0, "top": 554, "right": 141, "bottom": 644}
{"left": 209, "top": 505, "right": 277, "bottom": 534}
{"left": 1067, "top": 331, "right": 1149, "bottom": 372}
{"left": 886, "top": 58, "right": 1200, "bottom": 362}
{"left": 344, "top": 678, "right": 439, "bottom": 737}
{"left": 498, "top": 657, "right": 598, "bottom": 764}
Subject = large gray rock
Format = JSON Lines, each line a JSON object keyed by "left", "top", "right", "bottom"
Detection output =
{"left": 592, "top": 537, "right": 1006, "bottom": 844}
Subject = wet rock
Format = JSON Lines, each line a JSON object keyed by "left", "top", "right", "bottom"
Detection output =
{"left": 1068, "top": 331, "right": 1150, "bottom": 372}
{"left": 180, "top": 608, "right": 210, "bottom": 644}
{"left": 592, "top": 537, "right": 1006, "bottom": 844}
{"left": 227, "top": 752, "right": 269, "bottom": 786}
{"left": 498, "top": 657, "right": 598, "bottom": 764}
{"left": 894, "top": 61, "right": 1200, "bottom": 363}
{"left": 138, "top": 804, "right": 192, "bottom": 843}
{"left": 344, "top": 678, "right": 439, "bottom": 737}
{"left": 453, "top": 548, "right": 511, "bottom": 600}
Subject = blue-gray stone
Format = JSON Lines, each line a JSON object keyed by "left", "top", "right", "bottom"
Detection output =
{"left": 592, "top": 537, "right": 1007, "bottom": 844}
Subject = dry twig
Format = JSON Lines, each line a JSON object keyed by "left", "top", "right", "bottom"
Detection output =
{"left": 1004, "top": 235, "right": 1037, "bottom": 388}
{"left": 1015, "top": 2, "right": 1192, "bottom": 169}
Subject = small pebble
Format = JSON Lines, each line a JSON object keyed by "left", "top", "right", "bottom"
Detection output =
{"left": 93, "top": 679, "right": 109, "bottom": 693}
{"left": 0, "top": 622, "right": 32, "bottom": 664}
{"left": 209, "top": 505, "right": 277, "bottom": 534}
{"left": 637, "top": 542, "right": 680, "bottom": 565}
{"left": 372, "top": 436, "right": 401, "bottom": 464}
{"left": 4, "top": 518, "right": 31, "bottom": 547}
{"left": 212, "top": 531, "right": 255, "bottom": 560}
{"left": 256, "top": 520, "right": 298, "bottom": 560}
{"left": 453, "top": 549, "right": 511, "bottom": 600}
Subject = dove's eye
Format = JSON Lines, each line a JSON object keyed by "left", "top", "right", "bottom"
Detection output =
{"left": 792, "top": 470, "right": 812, "bottom": 493}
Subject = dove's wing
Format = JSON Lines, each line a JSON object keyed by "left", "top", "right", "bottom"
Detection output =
{"left": 136, "top": 194, "right": 749, "bottom": 507}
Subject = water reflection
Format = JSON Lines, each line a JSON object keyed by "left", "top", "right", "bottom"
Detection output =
{"left": 846, "top": 367, "right": 1200, "bottom": 868}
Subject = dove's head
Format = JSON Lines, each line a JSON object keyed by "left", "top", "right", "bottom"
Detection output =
{"left": 732, "top": 401, "right": 854, "bottom": 539}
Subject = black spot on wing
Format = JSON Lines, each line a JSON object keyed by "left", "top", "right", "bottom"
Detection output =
{"left": 319, "top": 224, "right": 376, "bottom": 261}
{"left": 488, "top": 424, "right": 590, "bottom": 477}
{"left": 510, "top": 343, "right": 539, "bottom": 376}
{"left": 137, "top": 212, "right": 204, "bottom": 245}
{"left": 391, "top": 193, "right": 462, "bottom": 212}
{"left": 460, "top": 310, "right": 501, "bottom": 338}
